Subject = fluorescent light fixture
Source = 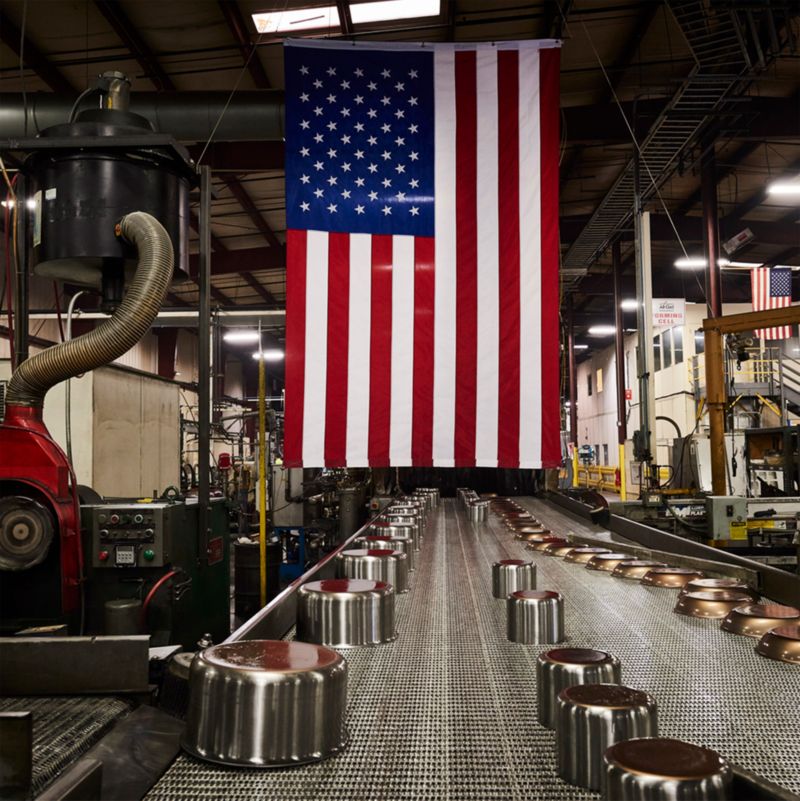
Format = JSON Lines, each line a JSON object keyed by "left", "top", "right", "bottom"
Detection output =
{"left": 620, "top": 299, "right": 638, "bottom": 311}
{"left": 587, "top": 325, "right": 616, "bottom": 336}
{"left": 252, "top": 349, "right": 285, "bottom": 361}
{"left": 350, "top": 0, "right": 441, "bottom": 24}
{"left": 674, "top": 256, "right": 707, "bottom": 269}
{"left": 252, "top": 6, "right": 340, "bottom": 34}
{"left": 574, "top": 344, "right": 589, "bottom": 350}
{"left": 0, "top": 199, "right": 13, "bottom": 209}
{"left": 223, "top": 330, "right": 261, "bottom": 344}
{"left": 767, "top": 178, "right": 800, "bottom": 196}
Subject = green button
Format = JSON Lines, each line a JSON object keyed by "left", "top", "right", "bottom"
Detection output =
{"left": 143, "top": 549, "right": 155, "bottom": 561}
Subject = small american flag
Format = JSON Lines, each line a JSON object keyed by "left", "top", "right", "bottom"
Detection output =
{"left": 751, "top": 267, "right": 794, "bottom": 340}
{"left": 283, "top": 39, "right": 561, "bottom": 469}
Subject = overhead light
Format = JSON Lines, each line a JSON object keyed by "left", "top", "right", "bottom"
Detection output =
{"left": 574, "top": 344, "right": 589, "bottom": 350}
{"left": 674, "top": 256, "right": 706, "bottom": 269}
{"left": 253, "top": 349, "right": 285, "bottom": 362}
{"left": 0, "top": 199, "right": 13, "bottom": 209}
{"left": 224, "top": 330, "right": 261, "bottom": 344}
{"left": 350, "top": 0, "right": 441, "bottom": 24}
{"left": 620, "top": 299, "right": 638, "bottom": 311}
{"left": 767, "top": 178, "right": 800, "bottom": 196}
{"left": 587, "top": 325, "right": 616, "bottom": 336}
{"left": 252, "top": 6, "right": 340, "bottom": 34}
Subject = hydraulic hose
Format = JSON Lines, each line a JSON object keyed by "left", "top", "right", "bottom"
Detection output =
{"left": 6, "top": 212, "right": 173, "bottom": 408}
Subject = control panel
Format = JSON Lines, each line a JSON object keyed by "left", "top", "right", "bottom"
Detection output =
{"left": 84, "top": 502, "right": 173, "bottom": 568}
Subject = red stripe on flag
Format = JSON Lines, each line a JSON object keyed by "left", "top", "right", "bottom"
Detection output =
{"left": 497, "top": 50, "right": 521, "bottom": 468}
{"left": 539, "top": 46, "right": 561, "bottom": 468}
{"left": 325, "top": 233, "right": 350, "bottom": 466}
{"left": 412, "top": 236, "right": 435, "bottom": 466}
{"left": 369, "top": 235, "right": 393, "bottom": 465}
{"left": 454, "top": 50, "right": 478, "bottom": 467}
{"left": 284, "top": 229, "right": 307, "bottom": 467}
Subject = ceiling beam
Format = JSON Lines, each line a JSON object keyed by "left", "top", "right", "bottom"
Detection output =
{"left": 218, "top": 175, "right": 282, "bottom": 250}
{"left": 336, "top": 0, "right": 354, "bottom": 36}
{"left": 240, "top": 271, "right": 280, "bottom": 306}
{"left": 0, "top": 9, "right": 76, "bottom": 93}
{"left": 218, "top": 1, "right": 271, "bottom": 88}
{"left": 94, "top": 1, "right": 177, "bottom": 91}
{"left": 189, "top": 245, "right": 286, "bottom": 277}
{"left": 722, "top": 156, "right": 800, "bottom": 226}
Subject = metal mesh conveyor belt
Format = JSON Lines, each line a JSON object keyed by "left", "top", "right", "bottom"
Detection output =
{"left": 146, "top": 499, "right": 800, "bottom": 801}
{"left": 0, "top": 695, "right": 133, "bottom": 795}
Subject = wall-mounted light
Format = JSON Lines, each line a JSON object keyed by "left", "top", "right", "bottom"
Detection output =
{"left": 674, "top": 256, "right": 707, "bottom": 269}
{"left": 587, "top": 325, "right": 616, "bottom": 336}
{"left": 620, "top": 299, "right": 639, "bottom": 310}
{"left": 252, "top": 349, "right": 285, "bottom": 362}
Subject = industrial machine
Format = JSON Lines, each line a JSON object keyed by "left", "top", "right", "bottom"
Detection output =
{"left": 0, "top": 71, "right": 229, "bottom": 644}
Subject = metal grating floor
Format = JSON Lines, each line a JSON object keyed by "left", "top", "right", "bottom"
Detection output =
{"left": 0, "top": 695, "right": 133, "bottom": 795}
{"left": 146, "top": 499, "right": 800, "bottom": 801}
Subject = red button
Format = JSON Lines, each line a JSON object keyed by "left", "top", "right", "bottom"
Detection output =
{"left": 98, "top": 550, "right": 109, "bottom": 562}
{"left": 110, "top": 514, "right": 120, "bottom": 525}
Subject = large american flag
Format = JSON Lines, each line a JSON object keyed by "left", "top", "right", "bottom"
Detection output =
{"left": 751, "top": 267, "right": 794, "bottom": 340}
{"left": 283, "top": 39, "right": 561, "bottom": 468}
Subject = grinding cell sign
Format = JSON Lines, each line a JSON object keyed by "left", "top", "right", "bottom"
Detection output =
{"left": 652, "top": 298, "right": 685, "bottom": 327}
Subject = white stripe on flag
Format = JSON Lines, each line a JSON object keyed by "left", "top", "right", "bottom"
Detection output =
{"left": 390, "top": 235, "right": 415, "bottom": 464}
{"left": 346, "top": 233, "right": 372, "bottom": 465}
{"left": 432, "top": 49, "right": 457, "bottom": 467}
{"left": 474, "top": 48, "right": 500, "bottom": 467}
{"left": 303, "top": 230, "right": 329, "bottom": 466}
{"left": 518, "top": 46, "right": 542, "bottom": 468}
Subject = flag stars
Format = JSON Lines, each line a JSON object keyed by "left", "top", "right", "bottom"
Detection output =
{"left": 300, "top": 146, "right": 310, "bottom": 157}
{"left": 300, "top": 92, "right": 309, "bottom": 102}
{"left": 327, "top": 202, "right": 338, "bottom": 212}
{"left": 300, "top": 201, "right": 310, "bottom": 211}
{"left": 409, "top": 151, "right": 419, "bottom": 161}
{"left": 354, "top": 122, "right": 365, "bottom": 132}
{"left": 409, "top": 206, "right": 420, "bottom": 216}
{"left": 381, "top": 123, "right": 392, "bottom": 133}
{"left": 313, "top": 106, "right": 323, "bottom": 116}
{"left": 300, "top": 174, "right": 310, "bottom": 184}
{"left": 300, "top": 65, "right": 309, "bottom": 75}
{"left": 395, "top": 81, "right": 405, "bottom": 92}
{"left": 381, "top": 95, "right": 391, "bottom": 106}
{"left": 382, "top": 177, "right": 392, "bottom": 188}
{"left": 354, "top": 95, "right": 364, "bottom": 105}
{"left": 327, "top": 147, "right": 337, "bottom": 158}
{"left": 327, "top": 175, "right": 338, "bottom": 186}
{"left": 313, "top": 188, "right": 324, "bottom": 198}
{"left": 314, "top": 133, "right": 324, "bottom": 143}
{"left": 340, "top": 79, "right": 350, "bottom": 89}
{"left": 341, "top": 133, "right": 351, "bottom": 145}
{"left": 313, "top": 79, "right": 323, "bottom": 89}
{"left": 395, "top": 191, "right": 406, "bottom": 201}
{"left": 409, "top": 123, "right": 419, "bottom": 134}
{"left": 367, "top": 81, "right": 377, "bottom": 91}
{"left": 300, "top": 120, "right": 310, "bottom": 129}
{"left": 367, "top": 109, "right": 378, "bottom": 119}
{"left": 381, "top": 69, "right": 391, "bottom": 78}
{"left": 326, "top": 93, "right": 337, "bottom": 103}
{"left": 327, "top": 66, "right": 336, "bottom": 76}
{"left": 341, "top": 162, "right": 351, "bottom": 172}
{"left": 326, "top": 121, "right": 337, "bottom": 131}
{"left": 395, "top": 163, "right": 406, "bottom": 174}
{"left": 395, "top": 136, "right": 405, "bottom": 146}
{"left": 382, "top": 205, "right": 392, "bottom": 215}
{"left": 408, "top": 96, "right": 419, "bottom": 106}
{"left": 355, "top": 177, "right": 365, "bottom": 187}
{"left": 314, "top": 160, "right": 324, "bottom": 171}
{"left": 408, "top": 69, "right": 418, "bottom": 78}
{"left": 409, "top": 178, "right": 419, "bottom": 188}
{"left": 354, "top": 149, "right": 364, "bottom": 159}
{"left": 368, "top": 163, "right": 378, "bottom": 173}
{"left": 368, "top": 190, "right": 378, "bottom": 201}
{"left": 381, "top": 150, "right": 392, "bottom": 160}
{"left": 354, "top": 67, "right": 364, "bottom": 77}
{"left": 341, "top": 189, "right": 352, "bottom": 199}
{"left": 395, "top": 109, "right": 405, "bottom": 119}
{"left": 355, "top": 204, "right": 365, "bottom": 214}
{"left": 367, "top": 135, "right": 378, "bottom": 146}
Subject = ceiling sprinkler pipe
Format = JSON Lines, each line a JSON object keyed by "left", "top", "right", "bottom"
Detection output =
{"left": 6, "top": 212, "right": 173, "bottom": 409}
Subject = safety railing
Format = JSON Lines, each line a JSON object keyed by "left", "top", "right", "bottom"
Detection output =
{"left": 577, "top": 465, "right": 619, "bottom": 493}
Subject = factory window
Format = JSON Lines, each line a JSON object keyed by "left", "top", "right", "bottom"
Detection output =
{"left": 603, "top": 444, "right": 609, "bottom": 465}
{"left": 694, "top": 329, "right": 705, "bottom": 355}
{"left": 662, "top": 328, "right": 673, "bottom": 369}
{"left": 595, "top": 444, "right": 601, "bottom": 465}
{"left": 673, "top": 326, "right": 684, "bottom": 364}
{"left": 596, "top": 368, "right": 604, "bottom": 393}
{"left": 653, "top": 335, "right": 662, "bottom": 372}
{"left": 587, "top": 373, "right": 592, "bottom": 396}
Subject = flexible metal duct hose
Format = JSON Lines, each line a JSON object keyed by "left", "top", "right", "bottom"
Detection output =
{"left": 6, "top": 212, "right": 173, "bottom": 408}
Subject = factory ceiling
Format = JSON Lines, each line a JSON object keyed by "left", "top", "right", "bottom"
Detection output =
{"left": 0, "top": 0, "right": 798, "bottom": 357}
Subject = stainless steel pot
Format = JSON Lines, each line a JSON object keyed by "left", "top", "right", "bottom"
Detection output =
{"left": 336, "top": 548, "right": 409, "bottom": 593}
{"left": 536, "top": 648, "right": 622, "bottom": 729}
{"left": 556, "top": 683, "right": 658, "bottom": 790}
{"left": 182, "top": 640, "right": 347, "bottom": 767}
{"left": 369, "top": 522, "right": 419, "bottom": 550}
{"left": 467, "top": 501, "right": 489, "bottom": 522}
{"left": 354, "top": 534, "right": 416, "bottom": 570}
{"left": 603, "top": 737, "right": 732, "bottom": 800}
{"left": 492, "top": 559, "right": 536, "bottom": 599}
{"left": 507, "top": 590, "right": 564, "bottom": 644}
{"left": 297, "top": 578, "right": 396, "bottom": 647}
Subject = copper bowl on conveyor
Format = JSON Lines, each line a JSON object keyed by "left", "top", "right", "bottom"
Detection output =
{"left": 530, "top": 537, "right": 569, "bottom": 552}
{"left": 678, "top": 578, "right": 759, "bottom": 602}
{"left": 755, "top": 625, "right": 800, "bottom": 664}
{"left": 640, "top": 567, "right": 705, "bottom": 588}
{"left": 721, "top": 604, "right": 800, "bottom": 638}
{"left": 517, "top": 531, "right": 552, "bottom": 543}
{"left": 585, "top": 553, "right": 634, "bottom": 573}
{"left": 564, "top": 547, "right": 611, "bottom": 564}
{"left": 673, "top": 591, "right": 753, "bottom": 619}
{"left": 543, "top": 541, "right": 577, "bottom": 557}
{"left": 611, "top": 560, "right": 666, "bottom": 580}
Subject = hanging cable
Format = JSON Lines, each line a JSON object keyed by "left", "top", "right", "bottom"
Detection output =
{"left": 65, "top": 290, "right": 88, "bottom": 465}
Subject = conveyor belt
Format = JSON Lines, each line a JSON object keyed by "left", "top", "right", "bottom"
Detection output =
{"left": 147, "top": 498, "right": 800, "bottom": 800}
{"left": 0, "top": 695, "right": 133, "bottom": 795}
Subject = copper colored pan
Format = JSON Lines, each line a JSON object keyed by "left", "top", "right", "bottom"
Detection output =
{"left": 640, "top": 567, "right": 705, "bottom": 588}
{"left": 756, "top": 625, "right": 800, "bottom": 664}
{"left": 611, "top": 560, "right": 666, "bottom": 580}
{"left": 673, "top": 591, "right": 752, "bottom": 619}
{"left": 721, "top": 603, "right": 800, "bottom": 638}
{"left": 516, "top": 531, "right": 552, "bottom": 542}
{"left": 585, "top": 553, "right": 633, "bottom": 572}
{"left": 563, "top": 547, "right": 611, "bottom": 564}
{"left": 678, "top": 578, "right": 759, "bottom": 602}
{"left": 530, "top": 537, "right": 569, "bottom": 552}
{"left": 543, "top": 542, "right": 576, "bottom": 557}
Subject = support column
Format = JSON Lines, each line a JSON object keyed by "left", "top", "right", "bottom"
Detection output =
{"left": 701, "top": 139, "right": 722, "bottom": 318}
{"left": 156, "top": 329, "right": 178, "bottom": 380}
{"left": 704, "top": 325, "right": 727, "bottom": 495}
{"left": 567, "top": 297, "right": 579, "bottom": 487}
{"left": 612, "top": 241, "right": 627, "bottom": 501}
{"left": 13, "top": 175, "right": 29, "bottom": 365}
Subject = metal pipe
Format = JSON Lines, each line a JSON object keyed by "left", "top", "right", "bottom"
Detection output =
{"left": 701, "top": 139, "right": 722, "bottom": 318}
{"left": 612, "top": 241, "right": 627, "bottom": 501}
{"left": 567, "top": 297, "right": 579, "bottom": 487}
{"left": 0, "top": 92, "right": 285, "bottom": 141}
{"left": 197, "top": 166, "right": 211, "bottom": 565}
{"left": 6, "top": 212, "right": 173, "bottom": 407}
{"left": 13, "top": 174, "right": 28, "bottom": 366}
{"left": 704, "top": 326, "right": 728, "bottom": 495}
